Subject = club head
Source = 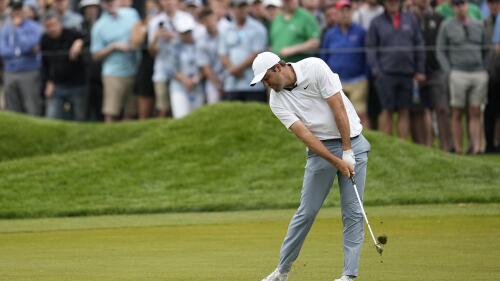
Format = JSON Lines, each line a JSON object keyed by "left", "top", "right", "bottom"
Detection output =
{"left": 375, "top": 243, "right": 383, "bottom": 255}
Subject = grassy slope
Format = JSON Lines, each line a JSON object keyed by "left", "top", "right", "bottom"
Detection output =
{"left": 1, "top": 204, "right": 499, "bottom": 281}
{"left": 0, "top": 111, "right": 157, "bottom": 162}
{"left": 0, "top": 103, "right": 499, "bottom": 219}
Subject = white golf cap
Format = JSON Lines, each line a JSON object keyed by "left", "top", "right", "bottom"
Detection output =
{"left": 79, "top": 0, "right": 100, "bottom": 8}
{"left": 263, "top": 0, "right": 282, "bottom": 7}
{"left": 174, "top": 16, "right": 196, "bottom": 33}
{"left": 250, "top": 52, "right": 281, "bottom": 86}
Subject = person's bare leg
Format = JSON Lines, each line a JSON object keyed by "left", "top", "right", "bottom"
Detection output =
{"left": 397, "top": 109, "right": 410, "bottom": 139}
{"left": 379, "top": 111, "right": 392, "bottom": 135}
{"left": 436, "top": 106, "right": 451, "bottom": 151}
{"left": 410, "top": 110, "right": 425, "bottom": 144}
{"left": 423, "top": 109, "right": 434, "bottom": 146}
{"left": 468, "top": 105, "right": 482, "bottom": 154}
{"left": 494, "top": 116, "right": 500, "bottom": 148}
{"left": 138, "top": 97, "right": 154, "bottom": 119}
{"left": 105, "top": 115, "right": 115, "bottom": 123}
{"left": 451, "top": 108, "right": 463, "bottom": 154}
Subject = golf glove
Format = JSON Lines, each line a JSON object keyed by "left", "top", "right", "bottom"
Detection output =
{"left": 342, "top": 149, "right": 356, "bottom": 168}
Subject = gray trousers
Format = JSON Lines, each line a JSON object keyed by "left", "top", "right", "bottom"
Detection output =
{"left": 4, "top": 70, "right": 42, "bottom": 116}
{"left": 278, "top": 134, "right": 371, "bottom": 277}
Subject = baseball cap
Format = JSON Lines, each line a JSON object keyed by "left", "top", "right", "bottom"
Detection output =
{"left": 79, "top": 0, "right": 100, "bottom": 8}
{"left": 263, "top": 0, "right": 282, "bottom": 7}
{"left": 335, "top": 0, "right": 351, "bottom": 9}
{"left": 250, "top": 52, "right": 281, "bottom": 86}
{"left": 174, "top": 16, "right": 196, "bottom": 33}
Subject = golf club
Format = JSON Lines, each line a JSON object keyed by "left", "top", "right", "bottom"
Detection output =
{"left": 349, "top": 176, "right": 386, "bottom": 255}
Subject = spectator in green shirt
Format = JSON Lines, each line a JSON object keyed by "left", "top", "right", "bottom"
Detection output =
{"left": 269, "top": 0, "right": 320, "bottom": 62}
{"left": 436, "top": 0, "right": 483, "bottom": 20}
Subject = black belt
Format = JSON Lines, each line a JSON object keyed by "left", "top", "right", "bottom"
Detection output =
{"left": 321, "top": 135, "right": 360, "bottom": 143}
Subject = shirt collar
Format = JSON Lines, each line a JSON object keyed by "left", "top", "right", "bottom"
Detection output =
{"left": 290, "top": 62, "right": 305, "bottom": 85}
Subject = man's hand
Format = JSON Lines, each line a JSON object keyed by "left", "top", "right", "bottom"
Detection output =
{"left": 13, "top": 15, "right": 22, "bottom": 27}
{"left": 68, "top": 39, "right": 83, "bottom": 61}
{"left": 44, "top": 81, "right": 55, "bottom": 98}
{"left": 112, "top": 42, "right": 130, "bottom": 52}
{"left": 336, "top": 159, "right": 355, "bottom": 178}
{"left": 342, "top": 149, "right": 355, "bottom": 168}
{"left": 228, "top": 65, "right": 244, "bottom": 78}
{"left": 280, "top": 47, "right": 295, "bottom": 57}
{"left": 414, "top": 73, "right": 426, "bottom": 82}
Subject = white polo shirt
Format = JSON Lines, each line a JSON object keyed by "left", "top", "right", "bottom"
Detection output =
{"left": 269, "top": 57, "right": 362, "bottom": 140}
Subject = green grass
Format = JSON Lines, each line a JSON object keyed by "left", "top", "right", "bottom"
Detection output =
{"left": 1, "top": 204, "right": 499, "bottom": 280}
{"left": 1, "top": 103, "right": 500, "bottom": 219}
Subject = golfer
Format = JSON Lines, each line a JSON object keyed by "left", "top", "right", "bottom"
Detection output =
{"left": 251, "top": 52, "right": 370, "bottom": 281}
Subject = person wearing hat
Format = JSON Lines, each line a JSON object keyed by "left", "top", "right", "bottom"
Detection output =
{"left": 252, "top": 52, "right": 370, "bottom": 281}
{"left": 0, "top": 0, "right": 43, "bottom": 116}
{"left": 218, "top": 0, "right": 268, "bottom": 102}
{"left": 263, "top": 0, "right": 282, "bottom": 22}
{"left": 168, "top": 16, "right": 204, "bottom": 118}
{"left": 147, "top": 0, "right": 194, "bottom": 117}
{"left": 321, "top": 0, "right": 370, "bottom": 129}
{"left": 79, "top": 0, "right": 103, "bottom": 120}
{"left": 436, "top": 0, "right": 488, "bottom": 154}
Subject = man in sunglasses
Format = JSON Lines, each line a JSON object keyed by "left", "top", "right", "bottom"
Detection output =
{"left": 436, "top": 0, "right": 488, "bottom": 154}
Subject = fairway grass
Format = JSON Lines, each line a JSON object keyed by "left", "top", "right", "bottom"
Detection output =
{"left": 1, "top": 204, "right": 499, "bottom": 281}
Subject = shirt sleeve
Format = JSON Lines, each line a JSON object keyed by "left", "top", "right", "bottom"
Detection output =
{"left": 270, "top": 95, "right": 300, "bottom": 129}
{"left": 313, "top": 58, "right": 342, "bottom": 99}
{"left": 148, "top": 18, "right": 159, "bottom": 45}
{"left": 196, "top": 40, "right": 209, "bottom": 67}
{"left": 90, "top": 23, "right": 104, "bottom": 53}
{"left": 304, "top": 12, "right": 320, "bottom": 40}
{"left": 493, "top": 15, "right": 500, "bottom": 44}
{"left": 217, "top": 31, "right": 228, "bottom": 56}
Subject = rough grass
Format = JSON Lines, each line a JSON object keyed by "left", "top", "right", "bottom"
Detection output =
{"left": 1, "top": 103, "right": 499, "bottom": 219}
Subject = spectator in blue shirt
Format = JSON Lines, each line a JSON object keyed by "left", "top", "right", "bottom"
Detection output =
{"left": 219, "top": 0, "right": 268, "bottom": 102}
{"left": 0, "top": 0, "right": 43, "bottom": 116}
{"left": 321, "top": 0, "right": 369, "bottom": 128}
{"left": 91, "top": 0, "right": 140, "bottom": 122}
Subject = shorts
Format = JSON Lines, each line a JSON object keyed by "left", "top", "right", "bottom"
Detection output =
{"left": 375, "top": 74, "right": 412, "bottom": 111}
{"left": 414, "top": 71, "right": 447, "bottom": 111}
{"left": 102, "top": 76, "right": 136, "bottom": 117}
{"left": 449, "top": 70, "right": 488, "bottom": 108}
{"left": 154, "top": 81, "right": 170, "bottom": 112}
{"left": 342, "top": 79, "right": 368, "bottom": 113}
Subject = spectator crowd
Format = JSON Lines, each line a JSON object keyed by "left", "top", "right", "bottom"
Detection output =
{"left": 0, "top": 0, "right": 499, "bottom": 154}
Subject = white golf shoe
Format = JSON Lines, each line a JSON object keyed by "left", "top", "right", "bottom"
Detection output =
{"left": 334, "top": 276, "right": 355, "bottom": 281}
{"left": 261, "top": 268, "right": 288, "bottom": 281}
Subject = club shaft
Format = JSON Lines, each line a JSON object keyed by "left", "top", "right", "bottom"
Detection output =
{"left": 351, "top": 178, "right": 378, "bottom": 246}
